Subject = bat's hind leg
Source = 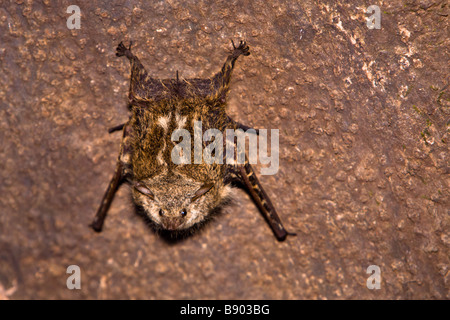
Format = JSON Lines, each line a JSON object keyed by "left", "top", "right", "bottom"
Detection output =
{"left": 212, "top": 40, "right": 250, "bottom": 98}
{"left": 115, "top": 41, "right": 158, "bottom": 101}
{"left": 116, "top": 41, "right": 147, "bottom": 75}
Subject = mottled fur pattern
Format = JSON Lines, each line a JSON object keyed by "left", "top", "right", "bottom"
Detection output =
{"left": 91, "top": 40, "right": 294, "bottom": 241}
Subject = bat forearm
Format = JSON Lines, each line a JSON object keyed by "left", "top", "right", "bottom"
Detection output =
{"left": 90, "top": 162, "right": 123, "bottom": 232}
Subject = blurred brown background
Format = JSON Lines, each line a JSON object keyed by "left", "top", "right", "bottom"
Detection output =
{"left": 0, "top": 0, "right": 448, "bottom": 299}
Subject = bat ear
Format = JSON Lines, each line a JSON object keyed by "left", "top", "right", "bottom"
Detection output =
{"left": 134, "top": 182, "right": 155, "bottom": 200}
{"left": 191, "top": 183, "right": 214, "bottom": 202}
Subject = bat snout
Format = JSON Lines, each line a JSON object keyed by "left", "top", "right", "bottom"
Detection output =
{"left": 160, "top": 216, "right": 185, "bottom": 230}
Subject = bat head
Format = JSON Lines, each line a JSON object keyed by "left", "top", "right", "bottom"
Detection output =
{"left": 131, "top": 174, "right": 227, "bottom": 231}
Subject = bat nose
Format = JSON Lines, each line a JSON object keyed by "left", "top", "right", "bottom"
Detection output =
{"left": 161, "top": 217, "right": 184, "bottom": 230}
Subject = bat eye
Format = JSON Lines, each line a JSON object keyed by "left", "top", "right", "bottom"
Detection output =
{"left": 159, "top": 209, "right": 164, "bottom": 216}
{"left": 135, "top": 182, "right": 154, "bottom": 199}
{"left": 180, "top": 208, "right": 187, "bottom": 217}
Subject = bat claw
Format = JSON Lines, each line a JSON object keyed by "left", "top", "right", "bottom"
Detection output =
{"left": 116, "top": 41, "right": 133, "bottom": 59}
{"left": 230, "top": 39, "right": 250, "bottom": 57}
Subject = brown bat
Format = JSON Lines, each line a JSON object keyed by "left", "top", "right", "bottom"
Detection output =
{"left": 90, "top": 40, "right": 295, "bottom": 241}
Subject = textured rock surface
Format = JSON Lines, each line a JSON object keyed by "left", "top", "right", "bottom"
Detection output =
{"left": 0, "top": 0, "right": 448, "bottom": 299}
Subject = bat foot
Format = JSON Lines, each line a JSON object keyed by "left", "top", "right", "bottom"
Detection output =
{"left": 231, "top": 39, "right": 250, "bottom": 57}
{"left": 116, "top": 41, "right": 133, "bottom": 59}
